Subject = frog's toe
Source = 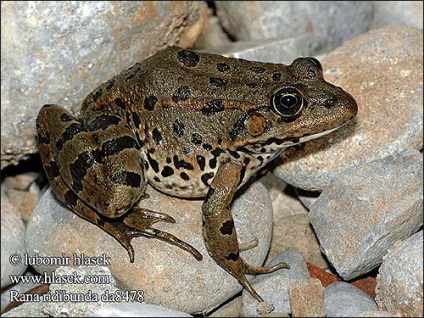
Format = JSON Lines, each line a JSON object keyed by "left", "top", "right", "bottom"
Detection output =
{"left": 119, "top": 207, "right": 203, "bottom": 261}
{"left": 243, "top": 260, "right": 290, "bottom": 275}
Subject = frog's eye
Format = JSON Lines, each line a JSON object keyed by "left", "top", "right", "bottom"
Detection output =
{"left": 307, "top": 57, "right": 323, "bottom": 71}
{"left": 271, "top": 88, "right": 304, "bottom": 117}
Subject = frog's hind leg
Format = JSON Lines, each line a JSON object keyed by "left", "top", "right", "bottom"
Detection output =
{"left": 36, "top": 104, "right": 201, "bottom": 262}
{"left": 202, "top": 161, "right": 289, "bottom": 303}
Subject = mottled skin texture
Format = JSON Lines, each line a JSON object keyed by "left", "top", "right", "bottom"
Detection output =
{"left": 36, "top": 46, "right": 357, "bottom": 303}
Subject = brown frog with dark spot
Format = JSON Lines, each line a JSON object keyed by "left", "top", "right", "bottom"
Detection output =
{"left": 36, "top": 46, "right": 357, "bottom": 303}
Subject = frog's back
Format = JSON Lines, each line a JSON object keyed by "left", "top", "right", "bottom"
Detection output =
{"left": 81, "top": 46, "right": 291, "bottom": 116}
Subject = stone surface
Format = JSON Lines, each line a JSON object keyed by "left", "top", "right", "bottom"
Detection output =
{"left": 371, "top": 1, "right": 423, "bottom": 30}
{"left": 274, "top": 25, "right": 423, "bottom": 191}
{"left": 324, "top": 282, "right": 378, "bottom": 317}
{"left": 376, "top": 230, "right": 423, "bottom": 317}
{"left": 26, "top": 181, "right": 273, "bottom": 314}
{"left": 1, "top": 193, "right": 27, "bottom": 289}
{"left": 267, "top": 214, "right": 329, "bottom": 270}
{"left": 207, "top": 296, "right": 241, "bottom": 317}
{"left": 2, "top": 266, "right": 191, "bottom": 317}
{"left": 1, "top": 1, "right": 208, "bottom": 169}
{"left": 309, "top": 150, "right": 423, "bottom": 280}
{"left": 204, "top": 35, "right": 319, "bottom": 65}
{"left": 194, "top": 14, "right": 231, "bottom": 50}
{"left": 353, "top": 309, "right": 395, "bottom": 317}
{"left": 240, "top": 251, "right": 310, "bottom": 316}
{"left": 259, "top": 172, "right": 309, "bottom": 227}
{"left": 289, "top": 278, "right": 325, "bottom": 317}
{"left": 215, "top": 2, "right": 372, "bottom": 53}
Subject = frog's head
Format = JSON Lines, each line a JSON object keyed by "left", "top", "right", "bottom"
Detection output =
{"left": 233, "top": 57, "right": 358, "bottom": 153}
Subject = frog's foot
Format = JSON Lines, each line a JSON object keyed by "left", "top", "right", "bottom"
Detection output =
{"left": 120, "top": 207, "right": 203, "bottom": 262}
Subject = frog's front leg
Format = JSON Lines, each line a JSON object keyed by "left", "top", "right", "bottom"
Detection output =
{"left": 202, "top": 161, "right": 289, "bottom": 302}
{"left": 36, "top": 104, "right": 201, "bottom": 262}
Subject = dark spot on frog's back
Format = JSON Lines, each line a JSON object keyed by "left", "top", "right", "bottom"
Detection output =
{"left": 196, "top": 155, "right": 206, "bottom": 171}
{"left": 217, "top": 63, "right": 230, "bottom": 72}
{"left": 209, "top": 77, "right": 227, "bottom": 87}
{"left": 172, "top": 119, "right": 185, "bottom": 137}
{"left": 177, "top": 49, "right": 200, "bottom": 67}
{"left": 220, "top": 220, "right": 235, "bottom": 235}
{"left": 191, "top": 133, "right": 203, "bottom": 145}
{"left": 92, "top": 88, "right": 103, "bottom": 103}
{"left": 172, "top": 86, "right": 191, "bottom": 102}
{"left": 250, "top": 66, "right": 266, "bottom": 74}
{"left": 161, "top": 166, "right": 174, "bottom": 177}
{"left": 114, "top": 98, "right": 126, "bottom": 109}
{"left": 144, "top": 95, "right": 158, "bottom": 111}
{"left": 152, "top": 128, "right": 162, "bottom": 145}
{"left": 147, "top": 152, "right": 159, "bottom": 173}
{"left": 132, "top": 112, "right": 142, "bottom": 128}
{"left": 105, "top": 79, "right": 116, "bottom": 91}
{"left": 180, "top": 172, "right": 190, "bottom": 181}
{"left": 202, "top": 100, "right": 224, "bottom": 116}
{"left": 272, "top": 72, "right": 281, "bottom": 81}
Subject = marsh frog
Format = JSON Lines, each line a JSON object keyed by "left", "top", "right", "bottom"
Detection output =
{"left": 36, "top": 46, "right": 357, "bottom": 302}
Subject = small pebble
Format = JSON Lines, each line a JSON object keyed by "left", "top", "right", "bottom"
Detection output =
{"left": 376, "top": 230, "right": 423, "bottom": 317}
{"left": 289, "top": 278, "right": 325, "bottom": 317}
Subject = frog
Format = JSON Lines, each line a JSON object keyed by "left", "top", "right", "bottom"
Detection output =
{"left": 36, "top": 46, "right": 357, "bottom": 303}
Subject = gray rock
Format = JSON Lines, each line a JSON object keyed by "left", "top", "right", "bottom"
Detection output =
{"left": 26, "top": 181, "right": 274, "bottom": 314}
{"left": 1, "top": 193, "right": 27, "bottom": 288}
{"left": 88, "top": 303, "right": 192, "bottom": 317}
{"left": 273, "top": 25, "right": 423, "bottom": 191}
{"left": 204, "top": 35, "right": 319, "bottom": 65}
{"left": 371, "top": 1, "right": 423, "bottom": 30}
{"left": 207, "top": 296, "right": 242, "bottom": 317}
{"left": 324, "top": 282, "right": 378, "bottom": 317}
{"left": 215, "top": 2, "right": 372, "bottom": 54}
{"left": 353, "top": 309, "right": 395, "bottom": 317}
{"left": 1, "top": 1, "right": 208, "bottom": 169}
{"left": 240, "top": 251, "right": 310, "bottom": 316}
{"left": 376, "top": 230, "right": 423, "bottom": 317}
{"left": 309, "top": 151, "right": 423, "bottom": 280}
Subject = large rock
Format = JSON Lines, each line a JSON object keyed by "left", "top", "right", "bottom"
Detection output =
{"left": 1, "top": 1, "right": 208, "bottom": 169}
{"left": 1, "top": 193, "right": 27, "bottom": 289}
{"left": 273, "top": 25, "right": 423, "bottom": 191}
{"left": 215, "top": 2, "right": 372, "bottom": 53}
{"left": 26, "top": 181, "right": 274, "bottom": 314}
{"left": 376, "top": 231, "right": 423, "bottom": 317}
{"left": 324, "top": 282, "right": 378, "bottom": 317}
{"left": 308, "top": 151, "right": 423, "bottom": 280}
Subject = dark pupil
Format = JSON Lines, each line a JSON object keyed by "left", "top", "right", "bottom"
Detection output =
{"left": 280, "top": 94, "right": 298, "bottom": 108}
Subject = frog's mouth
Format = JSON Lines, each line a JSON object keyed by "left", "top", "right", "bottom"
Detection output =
{"left": 244, "top": 121, "right": 348, "bottom": 154}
